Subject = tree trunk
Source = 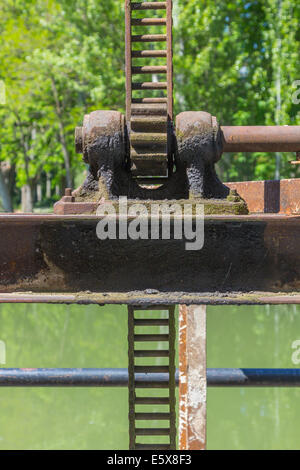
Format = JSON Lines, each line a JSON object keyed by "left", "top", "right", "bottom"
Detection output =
{"left": 21, "top": 184, "right": 33, "bottom": 213}
{"left": 57, "top": 119, "right": 72, "bottom": 188}
{"left": 0, "top": 169, "right": 13, "bottom": 212}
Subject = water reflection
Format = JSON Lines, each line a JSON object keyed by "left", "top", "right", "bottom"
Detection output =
{"left": 207, "top": 304, "right": 300, "bottom": 450}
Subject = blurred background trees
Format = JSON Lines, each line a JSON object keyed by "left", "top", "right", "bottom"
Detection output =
{"left": 0, "top": 0, "right": 300, "bottom": 211}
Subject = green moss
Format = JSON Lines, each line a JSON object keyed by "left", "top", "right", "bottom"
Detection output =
{"left": 96, "top": 197, "right": 248, "bottom": 215}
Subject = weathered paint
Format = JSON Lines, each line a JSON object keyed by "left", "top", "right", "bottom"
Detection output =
{"left": 179, "top": 305, "right": 206, "bottom": 450}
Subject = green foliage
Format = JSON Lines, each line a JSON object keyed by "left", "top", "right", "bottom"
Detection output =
{"left": 0, "top": 0, "right": 300, "bottom": 210}
{"left": 175, "top": 0, "right": 300, "bottom": 181}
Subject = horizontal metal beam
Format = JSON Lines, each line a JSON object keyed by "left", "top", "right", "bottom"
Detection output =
{"left": 0, "top": 214, "right": 299, "bottom": 298}
{"left": 208, "top": 368, "right": 300, "bottom": 387}
{"left": 0, "top": 292, "right": 299, "bottom": 305}
{"left": 1, "top": 368, "right": 300, "bottom": 387}
{"left": 222, "top": 126, "right": 300, "bottom": 153}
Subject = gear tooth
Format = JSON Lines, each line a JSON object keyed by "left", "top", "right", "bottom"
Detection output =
{"left": 126, "top": 0, "right": 173, "bottom": 182}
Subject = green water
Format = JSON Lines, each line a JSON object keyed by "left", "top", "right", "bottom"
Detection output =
{"left": 0, "top": 303, "right": 299, "bottom": 449}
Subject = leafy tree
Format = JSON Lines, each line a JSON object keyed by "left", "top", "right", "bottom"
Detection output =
{"left": 0, "top": 0, "right": 125, "bottom": 211}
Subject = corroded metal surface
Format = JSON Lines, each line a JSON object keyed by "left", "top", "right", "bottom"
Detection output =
{"left": 0, "top": 291, "right": 300, "bottom": 305}
{"left": 222, "top": 126, "right": 300, "bottom": 153}
{"left": 73, "top": 110, "right": 127, "bottom": 200}
{"left": 176, "top": 112, "right": 229, "bottom": 199}
{"left": 1, "top": 214, "right": 300, "bottom": 295}
{"left": 126, "top": 0, "right": 173, "bottom": 179}
{"left": 54, "top": 195, "right": 248, "bottom": 216}
{"left": 179, "top": 305, "right": 206, "bottom": 450}
{"left": 128, "top": 306, "right": 176, "bottom": 450}
{"left": 226, "top": 179, "right": 300, "bottom": 215}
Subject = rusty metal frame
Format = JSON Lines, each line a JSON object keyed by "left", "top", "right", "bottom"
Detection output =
{"left": 125, "top": 0, "right": 132, "bottom": 126}
{"left": 1, "top": 213, "right": 300, "bottom": 302}
{"left": 179, "top": 305, "right": 206, "bottom": 450}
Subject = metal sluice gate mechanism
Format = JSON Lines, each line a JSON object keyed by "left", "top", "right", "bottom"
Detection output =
{"left": 126, "top": 2, "right": 178, "bottom": 450}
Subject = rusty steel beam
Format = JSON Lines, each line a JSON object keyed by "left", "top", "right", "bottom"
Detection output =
{"left": 0, "top": 214, "right": 300, "bottom": 298}
{"left": 179, "top": 305, "right": 206, "bottom": 451}
{"left": 222, "top": 126, "right": 300, "bottom": 153}
{"left": 226, "top": 179, "right": 300, "bottom": 215}
{"left": 126, "top": 0, "right": 173, "bottom": 178}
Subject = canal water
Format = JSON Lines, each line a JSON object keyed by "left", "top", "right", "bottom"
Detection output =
{"left": 0, "top": 303, "right": 299, "bottom": 449}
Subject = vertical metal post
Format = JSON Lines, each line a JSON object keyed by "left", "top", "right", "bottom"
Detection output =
{"left": 179, "top": 305, "right": 207, "bottom": 450}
